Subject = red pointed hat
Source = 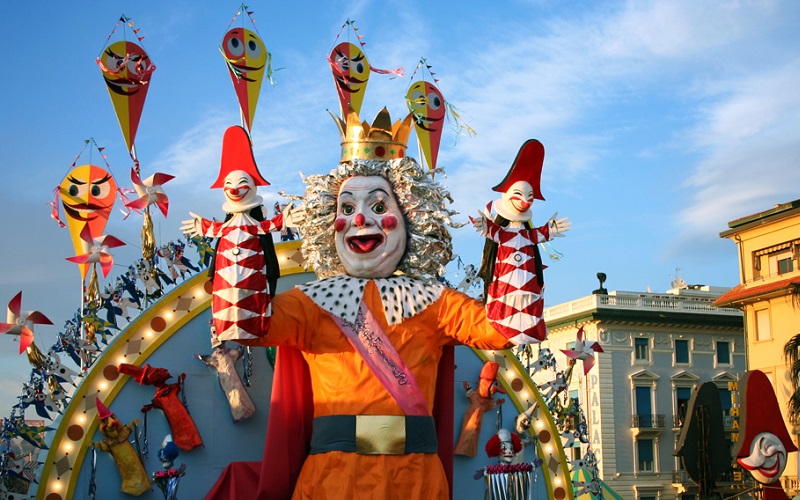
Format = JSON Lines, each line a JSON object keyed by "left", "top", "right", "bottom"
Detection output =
{"left": 492, "top": 139, "right": 545, "bottom": 201}
{"left": 96, "top": 397, "right": 114, "bottom": 420}
{"left": 734, "top": 369, "right": 798, "bottom": 458}
{"left": 210, "top": 125, "right": 270, "bottom": 189}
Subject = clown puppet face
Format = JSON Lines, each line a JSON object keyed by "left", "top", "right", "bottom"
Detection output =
{"left": 222, "top": 170, "right": 260, "bottom": 211}
{"left": 333, "top": 176, "right": 406, "bottom": 278}
{"left": 496, "top": 180, "right": 535, "bottom": 222}
{"left": 738, "top": 432, "right": 788, "bottom": 484}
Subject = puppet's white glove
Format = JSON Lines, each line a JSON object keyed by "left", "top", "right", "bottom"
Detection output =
{"left": 282, "top": 203, "right": 306, "bottom": 228}
{"left": 547, "top": 212, "right": 571, "bottom": 237}
{"left": 180, "top": 212, "right": 202, "bottom": 237}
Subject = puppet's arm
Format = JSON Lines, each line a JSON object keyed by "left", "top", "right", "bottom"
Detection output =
{"left": 180, "top": 212, "right": 224, "bottom": 238}
{"left": 258, "top": 211, "right": 283, "bottom": 234}
{"left": 542, "top": 212, "right": 571, "bottom": 240}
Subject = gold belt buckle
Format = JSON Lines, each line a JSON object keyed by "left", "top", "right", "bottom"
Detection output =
{"left": 355, "top": 415, "right": 406, "bottom": 454}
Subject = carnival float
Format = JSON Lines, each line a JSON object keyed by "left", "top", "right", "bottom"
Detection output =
{"left": 0, "top": 6, "right": 630, "bottom": 500}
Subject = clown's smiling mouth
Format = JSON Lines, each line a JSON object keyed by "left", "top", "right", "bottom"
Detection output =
{"left": 347, "top": 234, "right": 384, "bottom": 254}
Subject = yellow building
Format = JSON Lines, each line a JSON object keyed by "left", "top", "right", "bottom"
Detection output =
{"left": 714, "top": 198, "right": 800, "bottom": 494}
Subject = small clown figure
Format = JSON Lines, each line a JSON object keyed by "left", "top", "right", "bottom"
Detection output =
{"left": 473, "top": 139, "right": 570, "bottom": 345}
{"left": 181, "top": 126, "right": 282, "bottom": 342}
{"left": 483, "top": 429, "right": 536, "bottom": 500}
{"left": 153, "top": 435, "right": 186, "bottom": 500}
{"left": 93, "top": 398, "right": 151, "bottom": 496}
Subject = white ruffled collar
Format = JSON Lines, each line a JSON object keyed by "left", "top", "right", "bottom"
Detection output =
{"left": 297, "top": 274, "right": 444, "bottom": 325}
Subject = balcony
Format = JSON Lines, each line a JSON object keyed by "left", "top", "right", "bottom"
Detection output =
{"left": 631, "top": 414, "right": 665, "bottom": 436}
{"left": 672, "top": 468, "right": 755, "bottom": 492}
{"left": 672, "top": 413, "right": 686, "bottom": 429}
{"left": 544, "top": 291, "right": 742, "bottom": 322}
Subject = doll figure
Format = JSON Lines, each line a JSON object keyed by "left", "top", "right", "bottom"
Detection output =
{"left": 181, "top": 126, "right": 282, "bottom": 343}
{"left": 153, "top": 435, "right": 186, "bottom": 500}
{"left": 473, "top": 139, "right": 570, "bottom": 345}
{"left": 93, "top": 398, "right": 151, "bottom": 496}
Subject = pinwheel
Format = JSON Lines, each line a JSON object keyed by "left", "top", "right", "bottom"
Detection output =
{"left": 406, "top": 79, "right": 445, "bottom": 172}
{"left": 98, "top": 39, "right": 155, "bottom": 154}
{"left": 561, "top": 327, "right": 604, "bottom": 375}
{"left": 65, "top": 225, "right": 125, "bottom": 278}
{"left": 220, "top": 27, "right": 271, "bottom": 132}
{"left": 0, "top": 292, "right": 53, "bottom": 354}
{"left": 125, "top": 168, "right": 174, "bottom": 217}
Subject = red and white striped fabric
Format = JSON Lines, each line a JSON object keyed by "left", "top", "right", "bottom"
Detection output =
{"left": 482, "top": 204, "right": 552, "bottom": 345}
{"left": 201, "top": 211, "right": 281, "bottom": 341}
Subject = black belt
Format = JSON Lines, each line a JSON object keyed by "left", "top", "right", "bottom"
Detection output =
{"left": 310, "top": 415, "right": 438, "bottom": 455}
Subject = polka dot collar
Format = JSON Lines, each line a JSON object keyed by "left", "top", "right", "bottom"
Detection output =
{"left": 297, "top": 275, "right": 444, "bottom": 325}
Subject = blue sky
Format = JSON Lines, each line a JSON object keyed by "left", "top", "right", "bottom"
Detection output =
{"left": 0, "top": 1, "right": 799, "bottom": 407}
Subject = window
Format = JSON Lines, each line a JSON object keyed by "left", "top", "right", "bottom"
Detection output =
{"left": 635, "top": 337, "right": 650, "bottom": 362}
{"left": 637, "top": 439, "right": 655, "bottom": 472}
{"left": 675, "top": 339, "right": 689, "bottom": 364}
{"left": 756, "top": 309, "right": 771, "bottom": 341}
{"left": 769, "top": 250, "right": 794, "bottom": 276}
{"left": 716, "top": 341, "right": 731, "bottom": 365}
{"left": 718, "top": 387, "right": 732, "bottom": 416}
{"left": 676, "top": 387, "right": 692, "bottom": 426}
{"left": 635, "top": 386, "right": 653, "bottom": 426}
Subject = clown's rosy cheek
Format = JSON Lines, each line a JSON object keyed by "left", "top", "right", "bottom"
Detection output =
{"left": 334, "top": 218, "right": 347, "bottom": 232}
{"left": 382, "top": 215, "right": 398, "bottom": 230}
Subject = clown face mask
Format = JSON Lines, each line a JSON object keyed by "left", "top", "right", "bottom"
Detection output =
{"left": 496, "top": 180, "right": 534, "bottom": 222}
{"left": 334, "top": 176, "right": 406, "bottom": 278}
{"left": 222, "top": 170, "right": 262, "bottom": 212}
{"left": 738, "top": 431, "right": 788, "bottom": 484}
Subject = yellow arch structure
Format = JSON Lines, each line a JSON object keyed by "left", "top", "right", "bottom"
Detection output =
{"left": 36, "top": 240, "right": 572, "bottom": 499}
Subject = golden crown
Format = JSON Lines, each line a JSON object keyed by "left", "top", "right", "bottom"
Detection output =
{"left": 330, "top": 106, "right": 414, "bottom": 162}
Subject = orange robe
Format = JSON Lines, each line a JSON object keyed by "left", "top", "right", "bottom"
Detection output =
{"left": 245, "top": 276, "right": 510, "bottom": 499}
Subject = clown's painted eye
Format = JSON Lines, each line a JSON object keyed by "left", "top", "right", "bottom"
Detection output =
{"left": 373, "top": 202, "right": 386, "bottom": 214}
{"left": 341, "top": 204, "right": 355, "bottom": 215}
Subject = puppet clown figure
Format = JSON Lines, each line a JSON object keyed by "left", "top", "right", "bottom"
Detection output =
{"left": 473, "top": 139, "right": 570, "bottom": 345}
{"left": 181, "top": 126, "right": 282, "bottom": 343}
{"left": 333, "top": 175, "right": 407, "bottom": 278}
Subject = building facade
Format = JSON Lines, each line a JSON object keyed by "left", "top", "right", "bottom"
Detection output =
{"left": 714, "top": 198, "right": 800, "bottom": 495}
{"left": 537, "top": 284, "right": 747, "bottom": 499}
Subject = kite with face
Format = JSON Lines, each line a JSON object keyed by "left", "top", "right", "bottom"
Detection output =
{"left": 329, "top": 42, "right": 371, "bottom": 117}
{"left": 406, "top": 80, "right": 445, "bottom": 172}
{"left": 98, "top": 40, "right": 155, "bottom": 154}
{"left": 58, "top": 164, "right": 118, "bottom": 278}
{"left": 472, "top": 140, "right": 570, "bottom": 345}
{"left": 220, "top": 28, "right": 270, "bottom": 132}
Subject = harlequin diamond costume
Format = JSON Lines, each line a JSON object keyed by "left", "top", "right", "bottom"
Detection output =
{"left": 205, "top": 109, "right": 512, "bottom": 500}
{"left": 476, "top": 140, "right": 569, "bottom": 345}
{"left": 182, "top": 126, "right": 282, "bottom": 342}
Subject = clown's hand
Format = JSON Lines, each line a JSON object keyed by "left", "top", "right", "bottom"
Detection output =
{"left": 469, "top": 211, "right": 488, "bottom": 236}
{"left": 282, "top": 203, "right": 306, "bottom": 228}
{"left": 180, "top": 212, "right": 202, "bottom": 237}
{"left": 547, "top": 212, "right": 571, "bottom": 237}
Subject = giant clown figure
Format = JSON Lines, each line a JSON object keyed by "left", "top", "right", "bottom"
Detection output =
{"left": 204, "top": 108, "right": 518, "bottom": 499}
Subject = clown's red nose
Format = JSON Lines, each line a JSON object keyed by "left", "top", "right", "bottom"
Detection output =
{"left": 354, "top": 213, "right": 366, "bottom": 227}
